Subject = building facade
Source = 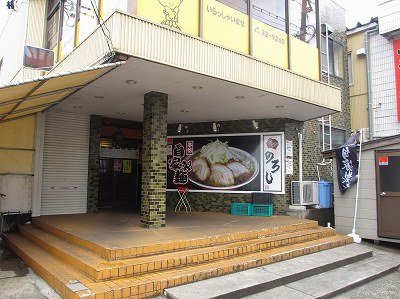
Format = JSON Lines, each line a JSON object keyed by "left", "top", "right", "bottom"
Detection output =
{"left": 330, "top": 0, "right": 400, "bottom": 243}
{"left": 0, "top": 0, "right": 350, "bottom": 228}
{"left": 347, "top": 0, "right": 400, "bottom": 140}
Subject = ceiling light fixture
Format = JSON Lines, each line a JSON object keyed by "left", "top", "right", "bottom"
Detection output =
{"left": 213, "top": 122, "right": 220, "bottom": 133}
{"left": 177, "top": 124, "right": 188, "bottom": 134}
{"left": 252, "top": 120, "right": 259, "bottom": 130}
{"left": 125, "top": 79, "right": 137, "bottom": 85}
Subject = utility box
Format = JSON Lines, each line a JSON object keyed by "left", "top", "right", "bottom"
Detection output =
{"left": 291, "top": 181, "right": 319, "bottom": 206}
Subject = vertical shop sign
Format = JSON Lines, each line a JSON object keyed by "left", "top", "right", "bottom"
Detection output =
{"left": 168, "top": 142, "right": 192, "bottom": 185}
{"left": 113, "top": 159, "right": 122, "bottom": 172}
{"left": 394, "top": 39, "right": 400, "bottom": 121}
{"left": 263, "top": 134, "right": 284, "bottom": 192}
{"left": 123, "top": 160, "right": 132, "bottom": 173}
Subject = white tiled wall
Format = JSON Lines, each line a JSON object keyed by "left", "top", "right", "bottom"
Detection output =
{"left": 370, "top": 33, "right": 400, "bottom": 137}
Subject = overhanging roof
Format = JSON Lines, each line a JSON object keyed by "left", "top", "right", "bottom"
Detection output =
{"left": 0, "top": 63, "right": 123, "bottom": 124}
{"left": 47, "top": 12, "right": 342, "bottom": 124}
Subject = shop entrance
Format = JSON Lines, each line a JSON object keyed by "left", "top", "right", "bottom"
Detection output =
{"left": 98, "top": 120, "right": 143, "bottom": 211}
{"left": 376, "top": 150, "right": 400, "bottom": 239}
{"left": 99, "top": 157, "right": 139, "bottom": 210}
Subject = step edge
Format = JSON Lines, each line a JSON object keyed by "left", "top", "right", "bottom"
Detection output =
{"left": 6, "top": 232, "right": 352, "bottom": 299}
{"left": 164, "top": 248, "right": 373, "bottom": 299}
{"left": 32, "top": 218, "right": 319, "bottom": 260}
{"left": 18, "top": 225, "right": 337, "bottom": 281}
{"left": 18, "top": 226, "right": 101, "bottom": 281}
{"left": 315, "top": 262, "right": 400, "bottom": 299}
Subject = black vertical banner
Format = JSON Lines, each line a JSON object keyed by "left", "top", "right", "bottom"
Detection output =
{"left": 335, "top": 132, "right": 361, "bottom": 195}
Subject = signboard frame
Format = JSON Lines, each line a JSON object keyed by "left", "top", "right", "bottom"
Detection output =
{"left": 166, "top": 132, "right": 285, "bottom": 194}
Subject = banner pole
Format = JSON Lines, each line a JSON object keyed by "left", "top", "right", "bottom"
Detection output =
{"left": 348, "top": 129, "right": 362, "bottom": 243}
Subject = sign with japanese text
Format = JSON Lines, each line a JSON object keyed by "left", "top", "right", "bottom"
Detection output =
{"left": 263, "top": 134, "right": 284, "bottom": 193}
{"left": 123, "top": 160, "right": 132, "bottom": 173}
{"left": 113, "top": 159, "right": 122, "bottom": 172}
{"left": 379, "top": 156, "right": 389, "bottom": 166}
{"left": 167, "top": 133, "right": 285, "bottom": 194}
{"left": 335, "top": 132, "right": 360, "bottom": 195}
{"left": 202, "top": 0, "right": 249, "bottom": 54}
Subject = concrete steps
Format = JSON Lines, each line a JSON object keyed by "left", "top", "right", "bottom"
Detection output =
{"left": 17, "top": 224, "right": 337, "bottom": 281}
{"left": 164, "top": 243, "right": 400, "bottom": 299}
{"left": 31, "top": 217, "right": 320, "bottom": 260}
{"left": 4, "top": 219, "right": 353, "bottom": 299}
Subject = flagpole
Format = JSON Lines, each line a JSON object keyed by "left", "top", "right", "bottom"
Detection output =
{"left": 348, "top": 129, "right": 362, "bottom": 243}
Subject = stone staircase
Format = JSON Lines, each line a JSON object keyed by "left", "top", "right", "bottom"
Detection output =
{"left": 165, "top": 243, "right": 400, "bottom": 299}
{"left": 4, "top": 217, "right": 353, "bottom": 299}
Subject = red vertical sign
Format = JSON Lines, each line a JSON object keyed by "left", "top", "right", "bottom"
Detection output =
{"left": 394, "top": 39, "right": 400, "bottom": 121}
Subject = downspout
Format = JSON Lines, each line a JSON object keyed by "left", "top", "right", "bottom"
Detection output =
{"left": 365, "top": 26, "right": 379, "bottom": 141}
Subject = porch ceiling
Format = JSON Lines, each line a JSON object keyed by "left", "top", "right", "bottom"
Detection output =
{"left": 52, "top": 57, "right": 337, "bottom": 124}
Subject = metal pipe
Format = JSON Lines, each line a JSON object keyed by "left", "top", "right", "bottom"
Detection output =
{"left": 298, "top": 133, "right": 303, "bottom": 182}
{"left": 365, "top": 26, "right": 379, "bottom": 141}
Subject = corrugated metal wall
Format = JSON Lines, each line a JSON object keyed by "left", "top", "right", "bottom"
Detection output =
{"left": 40, "top": 110, "right": 89, "bottom": 215}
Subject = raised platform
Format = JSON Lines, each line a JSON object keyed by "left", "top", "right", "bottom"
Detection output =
{"left": 4, "top": 210, "right": 353, "bottom": 298}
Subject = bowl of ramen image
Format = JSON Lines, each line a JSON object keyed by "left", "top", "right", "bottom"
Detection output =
{"left": 186, "top": 139, "right": 259, "bottom": 190}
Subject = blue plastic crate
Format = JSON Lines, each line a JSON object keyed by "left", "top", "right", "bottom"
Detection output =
{"left": 231, "top": 203, "right": 252, "bottom": 216}
{"left": 251, "top": 204, "right": 273, "bottom": 217}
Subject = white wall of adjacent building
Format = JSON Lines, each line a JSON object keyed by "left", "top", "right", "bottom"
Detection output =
{"left": 0, "top": 4, "right": 28, "bottom": 84}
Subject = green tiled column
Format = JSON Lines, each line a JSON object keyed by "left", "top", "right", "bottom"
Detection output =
{"left": 87, "top": 115, "right": 101, "bottom": 213}
{"left": 141, "top": 91, "right": 168, "bottom": 228}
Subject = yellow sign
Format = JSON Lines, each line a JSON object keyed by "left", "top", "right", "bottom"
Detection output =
{"left": 290, "top": 37, "right": 320, "bottom": 80}
{"left": 123, "top": 160, "right": 132, "bottom": 173}
{"left": 202, "top": 0, "right": 249, "bottom": 54}
{"left": 137, "top": 0, "right": 199, "bottom": 36}
{"left": 252, "top": 19, "right": 288, "bottom": 69}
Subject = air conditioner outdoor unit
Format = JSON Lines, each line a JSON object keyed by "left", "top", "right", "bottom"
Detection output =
{"left": 291, "top": 181, "right": 319, "bottom": 206}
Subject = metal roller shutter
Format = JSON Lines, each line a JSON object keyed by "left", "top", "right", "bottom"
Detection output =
{"left": 41, "top": 111, "right": 90, "bottom": 215}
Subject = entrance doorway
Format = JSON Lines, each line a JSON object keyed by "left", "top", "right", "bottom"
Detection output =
{"left": 376, "top": 150, "right": 400, "bottom": 239}
{"left": 99, "top": 157, "right": 139, "bottom": 210}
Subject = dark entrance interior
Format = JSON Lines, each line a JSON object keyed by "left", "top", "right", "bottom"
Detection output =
{"left": 98, "top": 118, "right": 143, "bottom": 211}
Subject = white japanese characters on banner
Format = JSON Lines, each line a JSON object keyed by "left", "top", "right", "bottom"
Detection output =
{"left": 263, "top": 133, "right": 285, "bottom": 193}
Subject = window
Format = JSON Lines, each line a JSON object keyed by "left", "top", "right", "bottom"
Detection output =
{"left": 321, "top": 35, "right": 344, "bottom": 78}
{"left": 348, "top": 52, "right": 353, "bottom": 85}
{"left": 251, "top": 0, "right": 286, "bottom": 31}
{"left": 217, "top": 0, "right": 248, "bottom": 14}
{"left": 60, "top": 0, "right": 78, "bottom": 59}
{"left": 320, "top": 125, "right": 346, "bottom": 150}
{"left": 290, "top": 0, "right": 316, "bottom": 46}
{"left": 78, "top": 0, "right": 99, "bottom": 44}
{"left": 46, "top": 1, "right": 60, "bottom": 51}
{"left": 46, "top": 0, "right": 101, "bottom": 61}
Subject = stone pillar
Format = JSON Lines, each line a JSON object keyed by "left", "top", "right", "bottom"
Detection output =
{"left": 87, "top": 115, "right": 101, "bottom": 213}
{"left": 141, "top": 91, "right": 168, "bottom": 228}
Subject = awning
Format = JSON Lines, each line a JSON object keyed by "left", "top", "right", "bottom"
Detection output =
{"left": 0, "top": 62, "right": 123, "bottom": 124}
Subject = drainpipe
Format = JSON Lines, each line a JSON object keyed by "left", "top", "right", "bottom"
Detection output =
{"left": 298, "top": 133, "right": 303, "bottom": 182}
{"left": 365, "top": 26, "right": 379, "bottom": 141}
